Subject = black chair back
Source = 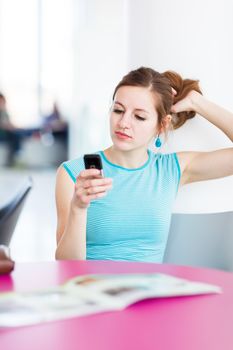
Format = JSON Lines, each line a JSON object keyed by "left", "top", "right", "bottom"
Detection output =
{"left": 0, "top": 177, "right": 33, "bottom": 246}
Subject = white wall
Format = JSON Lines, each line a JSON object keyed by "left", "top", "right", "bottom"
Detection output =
{"left": 69, "top": 0, "right": 129, "bottom": 158}
{"left": 128, "top": 0, "right": 233, "bottom": 213}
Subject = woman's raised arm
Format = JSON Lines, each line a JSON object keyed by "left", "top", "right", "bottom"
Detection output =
{"left": 173, "top": 91, "right": 233, "bottom": 185}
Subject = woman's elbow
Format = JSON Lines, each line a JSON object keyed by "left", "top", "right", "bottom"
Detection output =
{"left": 55, "top": 247, "right": 63, "bottom": 260}
{"left": 55, "top": 246, "right": 86, "bottom": 261}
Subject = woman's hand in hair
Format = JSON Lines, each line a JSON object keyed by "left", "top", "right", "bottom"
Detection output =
{"left": 171, "top": 87, "right": 177, "bottom": 97}
{"left": 171, "top": 90, "right": 202, "bottom": 114}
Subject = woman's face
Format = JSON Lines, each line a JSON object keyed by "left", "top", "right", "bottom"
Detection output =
{"left": 110, "top": 86, "right": 159, "bottom": 152}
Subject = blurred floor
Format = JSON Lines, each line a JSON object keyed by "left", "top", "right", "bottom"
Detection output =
{"left": 0, "top": 166, "right": 57, "bottom": 262}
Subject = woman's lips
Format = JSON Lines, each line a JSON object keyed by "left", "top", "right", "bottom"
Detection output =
{"left": 115, "top": 131, "right": 132, "bottom": 139}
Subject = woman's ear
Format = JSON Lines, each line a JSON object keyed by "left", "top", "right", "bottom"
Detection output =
{"left": 159, "top": 114, "right": 172, "bottom": 133}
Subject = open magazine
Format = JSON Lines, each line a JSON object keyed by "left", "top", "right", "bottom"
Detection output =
{"left": 0, "top": 273, "right": 221, "bottom": 327}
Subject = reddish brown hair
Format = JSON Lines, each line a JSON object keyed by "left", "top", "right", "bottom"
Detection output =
{"left": 113, "top": 67, "right": 202, "bottom": 129}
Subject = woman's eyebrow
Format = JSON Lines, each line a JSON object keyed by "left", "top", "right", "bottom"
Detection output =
{"left": 114, "top": 101, "right": 149, "bottom": 114}
{"left": 135, "top": 108, "right": 149, "bottom": 114}
{"left": 114, "top": 101, "right": 125, "bottom": 108}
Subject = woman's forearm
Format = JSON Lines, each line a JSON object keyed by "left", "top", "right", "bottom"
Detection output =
{"left": 55, "top": 205, "right": 87, "bottom": 260}
{"left": 191, "top": 92, "right": 233, "bottom": 142}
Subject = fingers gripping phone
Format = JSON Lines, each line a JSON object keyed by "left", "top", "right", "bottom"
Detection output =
{"left": 84, "top": 154, "right": 104, "bottom": 177}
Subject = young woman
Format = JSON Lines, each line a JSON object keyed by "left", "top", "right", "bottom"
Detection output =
{"left": 55, "top": 67, "right": 233, "bottom": 262}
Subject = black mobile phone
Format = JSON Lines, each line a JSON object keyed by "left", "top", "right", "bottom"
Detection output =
{"left": 84, "top": 154, "right": 104, "bottom": 176}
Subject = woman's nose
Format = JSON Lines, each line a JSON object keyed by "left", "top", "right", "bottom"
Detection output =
{"left": 118, "top": 112, "right": 131, "bottom": 129}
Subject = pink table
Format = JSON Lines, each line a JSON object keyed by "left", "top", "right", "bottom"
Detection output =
{"left": 0, "top": 260, "right": 233, "bottom": 350}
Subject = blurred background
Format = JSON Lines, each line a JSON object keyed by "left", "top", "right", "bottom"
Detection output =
{"left": 0, "top": 0, "right": 233, "bottom": 262}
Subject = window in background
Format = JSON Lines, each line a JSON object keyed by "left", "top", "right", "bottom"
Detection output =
{"left": 0, "top": 0, "right": 73, "bottom": 128}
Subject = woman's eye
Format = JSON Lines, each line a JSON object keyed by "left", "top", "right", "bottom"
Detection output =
{"left": 135, "top": 115, "right": 146, "bottom": 121}
{"left": 113, "top": 109, "right": 124, "bottom": 114}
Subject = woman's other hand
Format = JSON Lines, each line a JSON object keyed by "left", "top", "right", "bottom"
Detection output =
{"left": 72, "top": 169, "right": 113, "bottom": 209}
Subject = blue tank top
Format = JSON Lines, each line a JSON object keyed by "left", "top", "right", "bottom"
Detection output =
{"left": 63, "top": 150, "right": 181, "bottom": 263}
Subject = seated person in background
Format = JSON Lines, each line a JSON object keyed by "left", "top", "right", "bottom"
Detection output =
{"left": 0, "top": 92, "right": 21, "bottom": 166}
{"left": 42, "top": 102, "right": 68, "bottom": 145}
{"left": 55, "top": 67, "right": 233, "bottom": 262}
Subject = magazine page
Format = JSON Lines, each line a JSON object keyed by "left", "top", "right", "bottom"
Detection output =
{"left": 65, "top": 273, "right": 222, "bottom": 309}
{"left": 0, "top": 286, "right": 111, "bottom": 328}
{"left": 0, "top": 273, "right": 221, "bottom": 327}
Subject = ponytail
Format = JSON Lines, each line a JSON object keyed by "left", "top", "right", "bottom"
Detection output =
{"left": 162, "top": 71, "right": 202, "bottom": 129}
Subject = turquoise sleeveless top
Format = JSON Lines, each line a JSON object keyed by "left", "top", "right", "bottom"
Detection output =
{"left": 63, "top": 150, "right": 181, "bottom": 263}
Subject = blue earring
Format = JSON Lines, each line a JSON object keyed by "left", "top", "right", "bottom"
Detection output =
{"left": 155, "top": 135, "right": 162, "bottom": 148}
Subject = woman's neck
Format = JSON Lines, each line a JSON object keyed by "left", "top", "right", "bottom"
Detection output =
{"left": 104, "top": 146, "right": 149, "bottom": 169}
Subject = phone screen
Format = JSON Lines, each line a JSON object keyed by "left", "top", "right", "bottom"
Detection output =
{"left": 84, "top": 154, "right": 104, "bottom": 176}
